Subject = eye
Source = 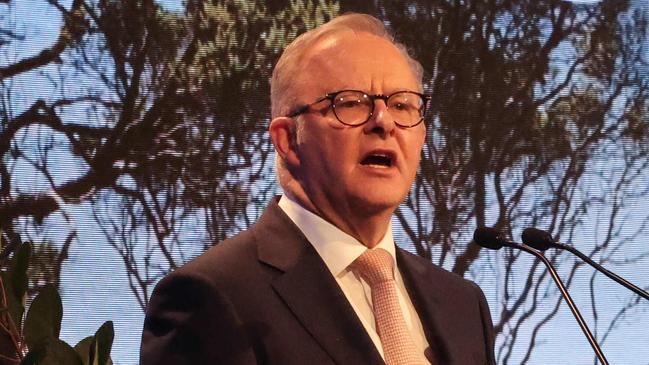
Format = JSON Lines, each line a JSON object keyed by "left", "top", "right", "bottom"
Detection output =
{"left": 389, "top": 93, "right": 422, "bottom": 112}
{"left": 334, "top": 92, "right": 369, "bottom": 109}
{"left": 337, "top": 98, "right": 362, "bottom": 109}
{"left": 390, "top": 99, "right": 417, "bottom": 111}
{"left": 392, "top": 102, "right": 409, "bottom": 111}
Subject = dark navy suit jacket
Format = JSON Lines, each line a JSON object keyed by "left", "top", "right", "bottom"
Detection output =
{"left": 140, "top": 200, "right": 496, "bottom": 364}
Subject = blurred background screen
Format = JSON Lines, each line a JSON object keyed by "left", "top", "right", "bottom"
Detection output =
{"left": 3, "top": 0, "right": 649, "bottom": 364}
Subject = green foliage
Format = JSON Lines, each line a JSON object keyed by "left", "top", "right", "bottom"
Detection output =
{"left": 10, "top": 244, "right": 29, "bottom": 306}
{"left": 21, "top": 339, "right": 83, "bottom": 365}
{"left": 2, "top": 0, "right": 649, "bottom": 362}
{"left": 24, "top": 286, "right": 62, "bottom": 350}
{"left": 73, "top": 322, "right": 114, "bottom": 365}
{"left": 0, "top": 235, "right": 113, "bottom": 365}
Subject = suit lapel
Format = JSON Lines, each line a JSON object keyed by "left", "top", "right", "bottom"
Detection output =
{"left": 255, "top": 201, "right": 384, "bottom": 365}
{"left": 396, "top": 249, "right": 452, "bottom": 364}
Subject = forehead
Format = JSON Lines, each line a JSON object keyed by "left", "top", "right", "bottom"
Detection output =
{"left": 297, "top": 31, "right": 420, "bottom": 97}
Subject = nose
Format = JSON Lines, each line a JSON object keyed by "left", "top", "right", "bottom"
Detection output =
{"left": 363, "top": 99, "right": 396, "bottom": 136}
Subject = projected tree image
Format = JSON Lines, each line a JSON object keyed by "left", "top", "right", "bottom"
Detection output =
{"left": 2, "top": 0, "right": 648, "bottom": 363}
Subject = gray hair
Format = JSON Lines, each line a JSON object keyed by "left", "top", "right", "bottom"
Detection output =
{"left": 270, "top": 13, "right": 424, "bottom": 119}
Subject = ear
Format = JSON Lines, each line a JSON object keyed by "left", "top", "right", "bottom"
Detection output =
{"left": 269, "top": 116, "right": 300, "bottom": 167}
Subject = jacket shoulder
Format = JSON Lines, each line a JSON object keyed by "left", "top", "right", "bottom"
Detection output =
{"left": 398, "top": 248, "right": 479, "bottom": 290}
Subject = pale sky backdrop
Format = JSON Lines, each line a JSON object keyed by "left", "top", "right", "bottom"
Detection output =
{"left": 4, "top": 0, "right": 649, "bottom": 364}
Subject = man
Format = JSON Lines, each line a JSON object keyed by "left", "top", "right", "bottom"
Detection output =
{"left": 140, "top": 13, "right": 496, "bottom": 365}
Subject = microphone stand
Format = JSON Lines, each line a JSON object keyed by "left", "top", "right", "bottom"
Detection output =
{"left": 507, "top": 242, "right": 609, "bottom": 365}
{"left": 474, "top": 228, "right": 610, "bottom": 365}
{"left": 522, "top": 228, "right": 649, "bottom": 302}
{"left": 556, "top": 242, "right": 649, "bottom": 302}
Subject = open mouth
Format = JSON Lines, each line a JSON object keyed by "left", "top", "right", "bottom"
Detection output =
{"left": 360, "top": 153, "right": 393, "bottom": 168}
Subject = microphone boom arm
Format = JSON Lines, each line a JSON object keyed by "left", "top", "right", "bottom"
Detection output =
{"left": 503, "top": 241, "right": 610, "bottom": 365}
{"left": 557, "top": 242, "right": 649, "bottom": 302}
{"left": 522, "top": 227, "right": 649, "bottom": 302}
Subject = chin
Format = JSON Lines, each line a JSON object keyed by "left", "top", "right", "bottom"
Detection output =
{"left": 349, "top": 190, "right": 407, "bottom": 214}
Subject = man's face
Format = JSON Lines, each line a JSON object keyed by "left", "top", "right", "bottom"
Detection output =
{"left": 288, "top": 32, "right": 426, "bottom": 222}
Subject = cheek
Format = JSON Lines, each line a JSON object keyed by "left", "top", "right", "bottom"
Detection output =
{"left": 414, "top": 128, "right": 426, "bottom": 157}
{"left": 307, "top": 130, "right": 357, "bottom": 162}
{"left": 297, "top": 120, "right": 360, "bottom": 175}
{"left": 299, "top": 138, "right": 348, "bottom": 174}
{"left": 403, "top": 127, "right": 425, "bottom": 152}
{"left": 404, "top": 132, "right": 425, "bottom": 173}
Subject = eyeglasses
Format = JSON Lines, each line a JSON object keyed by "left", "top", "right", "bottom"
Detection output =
{"left": 287, "top": 89, "right": 431, "bottom": 128}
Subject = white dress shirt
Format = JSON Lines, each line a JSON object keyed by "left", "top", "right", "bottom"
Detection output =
{"left": 278, "top": 195, "right": 430, "bottom": 360}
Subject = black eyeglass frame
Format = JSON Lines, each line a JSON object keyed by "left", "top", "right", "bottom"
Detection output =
{"left": 287, "top": 89, "right": 432, "bottom": 128}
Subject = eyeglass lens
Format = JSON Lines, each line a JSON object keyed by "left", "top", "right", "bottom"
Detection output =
{"left": 332, "top": 91, "right": 425, "bottom": 127}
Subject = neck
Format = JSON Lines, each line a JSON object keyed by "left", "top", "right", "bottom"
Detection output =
{"left": 284, "top": 188, "right": 393, "bottom": 248}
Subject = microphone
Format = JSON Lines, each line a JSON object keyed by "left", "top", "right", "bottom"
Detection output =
{"left": 473, "top": 226, "right": 518, "bottom": 250}
{"left": 522, "top": 227, "right": 649, "bottom": 302}
{"left": 473, "top": 227, "right": 610, "bottom": 365}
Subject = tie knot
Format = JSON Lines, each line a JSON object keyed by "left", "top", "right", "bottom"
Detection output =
{"left": 352, "top": 248, "right": 395, "bottom": 286}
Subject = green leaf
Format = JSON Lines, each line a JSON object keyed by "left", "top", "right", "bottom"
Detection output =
{"left": 11, "top": 242, "right": 31, "bottom": 307}
{"left": 93, "top": 321, "right": 114, "bottom": 365}
{"left": 22, "top": 338, "right": 83, "bottom": 365}
{"left": 24, "top": 286, "right": 63, "bottom": 349}
{"left": 73, "top": 336, "right": 94, "bottom": 365}
{"left": 72, "top": 323, "right": 114, "bottom": 365}
{"left": 0, "top": 330, "right": 21, "bottom": 363}
{"left": 0, "top": 241, "right": 33, "bottom": 334}
{"left": 1, "top": 271, "right": 24, "bottom": 332}
{"left": 20, "top": 346, "right": 45, "bottom": 365}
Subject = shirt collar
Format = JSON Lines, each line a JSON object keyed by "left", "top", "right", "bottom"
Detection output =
{"left": 278, "top": 195, "right": 396, "bottom": 278}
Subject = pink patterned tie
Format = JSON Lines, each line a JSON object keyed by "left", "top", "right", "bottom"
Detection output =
{"left": 352, "top": 248, "right": 428, "bottom": 365}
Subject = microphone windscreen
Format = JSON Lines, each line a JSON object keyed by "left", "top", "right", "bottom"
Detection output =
{"left": 473, "top": 227, "right": 506, "bottom": 250}
{"left": 522, "top": 228, "right": 555, "bottom": 251}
